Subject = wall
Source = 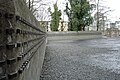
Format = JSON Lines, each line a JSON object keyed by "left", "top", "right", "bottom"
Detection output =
{"left": 47, "top": 31, "right": 102, "bottom": 41}
{"left": 0, "top": 0, "right": 46, "bottom": 80}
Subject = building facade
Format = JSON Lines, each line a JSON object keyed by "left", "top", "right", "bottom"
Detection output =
{"left": 39, "top": 21, "right": 68, "bottom": 32}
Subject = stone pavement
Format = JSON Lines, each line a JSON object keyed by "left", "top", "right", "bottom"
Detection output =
{"left": 40, "top": 38, "right": 120, "bottom": 80}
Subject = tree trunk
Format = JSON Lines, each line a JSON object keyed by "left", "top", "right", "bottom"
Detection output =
{"left": 96, "top": 0, "right": 100, "bottom": 31}
{"left": 83, "top": 26, "right": 85, "bottom": 31}
{"left": 78, "top": 25, "right": 82, "bottom": 31}
{"left": 29, "top": 0, "right": 31, "bottom": 9}
{"left": 97, "top": 20, "right": 99, "bottom": 31}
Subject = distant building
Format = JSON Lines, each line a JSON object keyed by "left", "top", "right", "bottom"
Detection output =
{"left": 39, "top": 21, "right": 68, "bottom": 32}
{"left": 110, "top": 23, "right": 116, "bottom": 28}
{"left": 106, "top": 27, "right": 119, "bottom": 37}
{"left": 115, "top": 21, "right": 120, "bottom": 30}
{"left": 58, "top": 21, "right": 68, "bottom": 31}
{"left": 39, "top": 21, "right": 50, "bottom": 32}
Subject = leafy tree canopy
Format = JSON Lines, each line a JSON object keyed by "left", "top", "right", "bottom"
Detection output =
{"left": 65, "top": 0, "right": 93, "bottom": 31}
{"left": 48, "top": 3, "right": 61, "bottom": 31}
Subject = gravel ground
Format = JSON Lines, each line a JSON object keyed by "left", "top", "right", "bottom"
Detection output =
{"left": 40, "top": 38, "right": 120, "bottom": 80}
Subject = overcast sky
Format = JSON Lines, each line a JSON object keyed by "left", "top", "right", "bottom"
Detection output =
{"left": 104, "top": 0, "right": 120, "bottom": 22}
{"left": 50, "top": 0, "right": 120, "bottom": 22}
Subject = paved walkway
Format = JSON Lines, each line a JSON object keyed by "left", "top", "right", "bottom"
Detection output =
{"left": 40, "top": 38, "right": 120, "bottom": 80}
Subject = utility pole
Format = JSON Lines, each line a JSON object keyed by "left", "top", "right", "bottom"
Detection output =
{"left": 29, "top": 0, "right": 31, "bottom": 9}
{"left": 96, "top": 0, "right": 99, "bottom": 31}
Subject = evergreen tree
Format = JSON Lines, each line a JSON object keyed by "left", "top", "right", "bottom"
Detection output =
{"left": 65, "top": 0, "right": 93, "bottom": 31}
{"left": 49, "top": 2, "right": 61, "bottom": 31}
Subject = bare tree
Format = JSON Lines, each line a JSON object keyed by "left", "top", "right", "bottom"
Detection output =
{"left": 90, "top": 0, "right": 112, "bottom": 31}
{"left": 24, "top": 0, "right": 51, "bottom": 21}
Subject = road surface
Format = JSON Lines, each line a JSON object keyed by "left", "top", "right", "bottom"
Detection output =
{"left": 40, "top": 38, "right": 120, "bottom": 80}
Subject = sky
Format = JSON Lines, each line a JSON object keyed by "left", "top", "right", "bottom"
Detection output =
{"left": 50, "top": 0, "right": 120, "bottom": 22}
{"left": 105, "top": 0, "right": 120, "bottom": 22}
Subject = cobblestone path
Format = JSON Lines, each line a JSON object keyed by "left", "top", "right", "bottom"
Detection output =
{"left": 40, "top": 38, "right": 120, "bottom": 80}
